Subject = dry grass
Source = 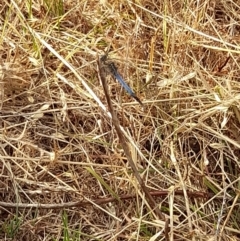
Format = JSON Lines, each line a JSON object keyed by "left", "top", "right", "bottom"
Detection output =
{"left": 0, "top": 0, "right": 240, "bottom": 240}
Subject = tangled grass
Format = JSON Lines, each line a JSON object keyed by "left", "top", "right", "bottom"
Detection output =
{"left": 0, "top": 0, "right": 240, "bottom": 240}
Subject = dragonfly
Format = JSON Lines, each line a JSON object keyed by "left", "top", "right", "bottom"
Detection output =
{"left": 100, "top": 54, "right": 143, "bottom": 106}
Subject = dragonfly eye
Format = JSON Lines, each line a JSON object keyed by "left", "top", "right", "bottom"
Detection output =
{"left": 100, "top": 55, "right": 108, "bottom": 62}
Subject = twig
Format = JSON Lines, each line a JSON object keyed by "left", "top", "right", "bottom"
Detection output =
{"left": 0, "top": 190, "right": 209, "bottom": 209}
{"left": 97, "top": 55, "right": 164, "bottom": 220}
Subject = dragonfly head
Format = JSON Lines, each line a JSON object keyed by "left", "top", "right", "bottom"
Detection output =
{"left": 100, "top": 54, "right": 108, "bottom": 63}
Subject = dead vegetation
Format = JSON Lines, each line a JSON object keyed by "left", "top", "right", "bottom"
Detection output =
{"left": 0, "top": 0, "right": 240, "bottom": 240}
